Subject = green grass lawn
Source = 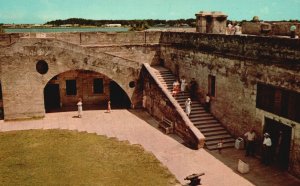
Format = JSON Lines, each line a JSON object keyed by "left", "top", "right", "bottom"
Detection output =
{"left": 0, "top": 130, "right": 178, "bottom": 185}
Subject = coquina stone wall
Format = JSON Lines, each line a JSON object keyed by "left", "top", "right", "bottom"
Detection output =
{"left": 1, "top": 31, "right": 300, "bottom": 177}
{"left": 0, "top": 37, "right": 159, "bottom": 120}
{"left": 160, "top": 32, "right": 300, "bottom": 177}
{"left": 0, "top": 32, "right": 162, "bottom": 46}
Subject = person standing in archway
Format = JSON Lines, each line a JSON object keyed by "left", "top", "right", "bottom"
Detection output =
{"left": 107, "top": 100, "right": 111, "bottom": 113}
{"left": 189, "top": 78, "right": 198, "bottom": 101}
{"left": 205, "top": 94, "right": 211, "bottom": 112}
{"left": 77, "top": 98, "right": 83, "bottom": 118}
{"left": 262, "top": 133, "right": 272, "bottom": 165}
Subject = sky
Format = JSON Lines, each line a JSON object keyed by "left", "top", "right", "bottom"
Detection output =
{"left": 0, "top": 0, "right": 299, "bottom": 24}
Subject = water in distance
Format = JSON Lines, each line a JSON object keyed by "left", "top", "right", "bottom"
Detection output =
{"left": 5, "top": 27, "right": 129, "bottom": 33}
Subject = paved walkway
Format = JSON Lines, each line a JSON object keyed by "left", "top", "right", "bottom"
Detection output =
{"left": 0, "top": 109, "right": 296, "bottom": 185}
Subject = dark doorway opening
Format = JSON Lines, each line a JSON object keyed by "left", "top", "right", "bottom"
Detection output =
{"left": 44, "top": 84, "right": 61, "bottom": 112}
{"left": 264, "top": 118, "right": 292, "bottom": 170}
{"left": 109, "top": 81, "right": 131, "bottom": 109}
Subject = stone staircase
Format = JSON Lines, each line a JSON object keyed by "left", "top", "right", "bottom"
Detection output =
{"left": 152, "top": 66, "right": 235, "bottom": 150}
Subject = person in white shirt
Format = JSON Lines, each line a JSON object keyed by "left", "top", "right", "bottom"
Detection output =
{"left": 205, "top": 94, "right": 211, "bottom": 112}
{"left": 262, "top": 133, "right": 272, "bottom": 165}
{"left": 244, "top": 129, "right": 256, "bottom": 157}
{"left": 77, "top": 98, "right": 83, "bottom": 118}
{"left": 180, "top": 76, "right": 187, "bottom": 93}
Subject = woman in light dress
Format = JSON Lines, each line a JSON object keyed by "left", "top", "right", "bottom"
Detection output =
{"left": 77, "top": 98, "right": 83, "bottom": 118}
{"left": 180, "top": 76, "right": 187, "bottom": 92}
{"left": 185, "top": 98, "right": 192, "bottom": 117}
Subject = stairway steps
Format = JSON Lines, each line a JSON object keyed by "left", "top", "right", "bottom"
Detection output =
{"left": 193, "top": 119, "right": 219, "bottom": 125}
{"left": 189, "top": 113, "right": 212, "bottom": 119}
{"left": 205, "top": 134, "right": 233, "bottom": 141}
{"left": 189, "top": 113, "right": 209, "bottom": 118}
{"left": 190, "top": 116, "right": 215, "bottom": 121}
{"left": 205, "top": 138, "right": 236, "bottom": 146}
{"left": 200, "top": 126, "right": 225, "bottom": 132}
{"left": 206, "top": 142, "right": 235, "bottom": 150}
{"left": 195, "top": 123, "right": 221, "bottom": 129}
{"left": 202, "top": 130, "right": 228, "bottom": 137}
{"left": 152, "top": 65, "right": 235, "bottom": 151}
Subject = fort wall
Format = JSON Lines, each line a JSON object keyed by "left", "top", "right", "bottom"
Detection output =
{"left": 160, "top": 32, "right": 300, "bottom": 177}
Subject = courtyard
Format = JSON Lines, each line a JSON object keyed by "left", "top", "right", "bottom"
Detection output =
{"left": 1, "top": 109, "right": 298, "bottom": 185}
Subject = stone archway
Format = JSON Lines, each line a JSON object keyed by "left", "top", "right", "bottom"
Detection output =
{"left": 44, "top": 69, "right": 132, "bottom": 112}
{"left": 0, "top": 38, "right": 142, "bottom": 120}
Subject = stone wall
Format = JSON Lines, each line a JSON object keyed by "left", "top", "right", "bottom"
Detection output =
{"left": 0, "top": 32, "right": 161, "bottom": 46}
{"left": 242, "top": 21, "right": 300, "bottom": 37}
{"left": 160, "top": 32, "right": 300, "bottom": 66}
{"left": 49, "top": 70, "right": 110, "bottom": 107}
{"left": 0, "top": 33, "right": 22, "bottom": 46}
{"left": 0, "top": 38, "right": 149, "bottom": 120}
{"left": 160, "top": 32, "right": 300, "bottom": 177}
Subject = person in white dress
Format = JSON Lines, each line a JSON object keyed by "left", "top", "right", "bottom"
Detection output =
{"left": 185, "top": 98, "right": 192, "bottom": 117}
{"left": 180, "top": 76, "right": 187, "bottom": 92}
{"left": 77, "top": 98, "right": 83, "bottom": 118}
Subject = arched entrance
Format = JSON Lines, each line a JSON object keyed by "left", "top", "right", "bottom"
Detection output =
{"left": 44, "top": 70, "right": 131, "bottom": 112}
{"left": 109, "top": 81, "right": 131, "bottom": 109}
{"left": 264, "top": 118, "right": 292, "bottom": 170}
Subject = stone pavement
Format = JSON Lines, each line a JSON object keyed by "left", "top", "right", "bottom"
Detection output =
{"left": 0, "top": 109, "right": 297, "bottom": 185}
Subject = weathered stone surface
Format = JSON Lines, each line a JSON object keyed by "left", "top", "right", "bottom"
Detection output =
{"left": 0, "top": 36, "right": 160, "bottom": 120}
{"left": 160, "top": 33, "right": 300, "bottom": 178}
{"left": 0, "top": 31, "right": 299, "bottom": 178}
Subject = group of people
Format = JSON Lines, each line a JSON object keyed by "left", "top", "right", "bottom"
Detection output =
{"left": 172, "top": 76, "right": 188, "bottom": 97}
{"left": 243, "top": 129, "right": 273, "bottom": 165}
{"left": 172, "top": 77, "right": 211, "bottom": 117}
{"left": 226, "top": 22, "right": 242, "bottom": 35}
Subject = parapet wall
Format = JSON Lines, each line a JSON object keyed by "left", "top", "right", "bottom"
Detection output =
{"left": 160, "top": 32, "right": 300, "bottom": 65}
{"left": 0, "top": 32, "right": 162, "bottom": 46}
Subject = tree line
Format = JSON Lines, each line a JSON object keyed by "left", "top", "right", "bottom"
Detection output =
{"left": 45, "top": 18, "right": 196, "bottom": 27}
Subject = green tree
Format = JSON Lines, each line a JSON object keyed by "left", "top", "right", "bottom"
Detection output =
{"left": 0, "top": 25, "right": 4, "bottom": 33}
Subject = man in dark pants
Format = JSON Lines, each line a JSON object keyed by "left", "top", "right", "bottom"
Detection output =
{"left": 244, "top": 129, "right": 256, "bottom": 157}
{"left": 262, "top": 133, "right": 272, "bottom": 165}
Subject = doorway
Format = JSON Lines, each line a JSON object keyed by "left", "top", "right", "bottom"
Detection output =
{"left": 44, "top": 84, "right": 61, "bottom": 112}
{"left": 109, "top": 81, "right": 131, "bottom": 109}
{"left": 264, "top": 118, "right": 292, "bottom": 170}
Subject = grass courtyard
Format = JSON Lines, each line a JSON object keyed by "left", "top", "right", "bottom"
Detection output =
{"left": 0, "top": 129, "right": 178, "bottom": 185}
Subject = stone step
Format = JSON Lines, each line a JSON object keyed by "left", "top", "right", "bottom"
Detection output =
{"left": 190, "top": 115, "right": 213, "bottom": 122}
{"left": 190, "top": 116, "right": 215, "bottom": 121}
{"left": 178, "top": 101, "right": 204, "bottom": 107}
{"left": 206, "top": 142, "right": 235, "bottom": 150}
{"left": 199, "top": 126, "right": 225, "bottom": 133}
{"left": 195, "top": 123, "right": 221, "bottom": 129}
{"left": 159, "top": 78, "right": 176, "bottom": 82}
{"left": 156, "top": 71, "right": 173, "bottom": 74}
{"left": 205, "top": 134, "right": 233, "bottom": 141}
{"left": 189, "top": 112, "right": 209, "bottom": 118}
{"left": 205, "top": 138, "right": 236, "bottom": 146}
{"left": 202, "top": 130, "right": 228, "bottom": 137}
{"left": 193, "top": 119, "right": 219, "bottom": 125}
{"left": 156, "top": 72, "right": 174, "bottom": 76}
